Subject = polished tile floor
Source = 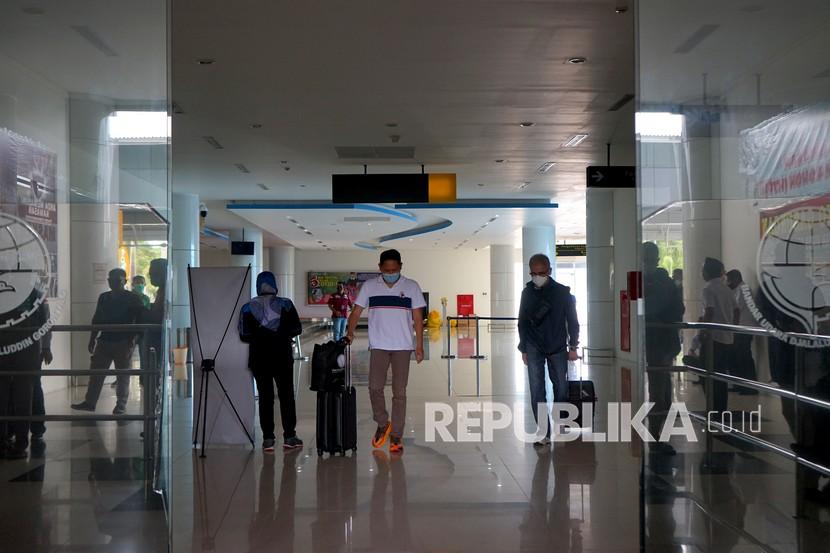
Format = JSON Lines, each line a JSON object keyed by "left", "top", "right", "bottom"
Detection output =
{"left": 3, "top": 328, "right": 830, "bottom": 552}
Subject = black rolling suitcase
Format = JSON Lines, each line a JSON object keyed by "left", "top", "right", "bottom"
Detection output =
{"left": 316, "top": 342, "right": 357, "bottom": 456}
{"left": 567, "top": 357, "right": 597, "bottom": 428}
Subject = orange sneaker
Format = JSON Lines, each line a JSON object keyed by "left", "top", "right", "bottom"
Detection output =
{"left": 389, "top": 436, "right": 404, "bottom": 454}
{"left": 372, "top": 422, "right": 392, "bottom": 448}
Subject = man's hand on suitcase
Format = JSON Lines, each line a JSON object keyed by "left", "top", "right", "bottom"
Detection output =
{"left": 344, "top": 332, "right": 353, "bottom": 345}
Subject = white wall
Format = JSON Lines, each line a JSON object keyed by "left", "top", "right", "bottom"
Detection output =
{"left": 0, "top": 53, "right": 71, "bottom": 392}
{"left": 200, "top": 246, "right": 231, "bottom": 267}
{"left": 294, "top": 248, "right": 492, "bottom": 318}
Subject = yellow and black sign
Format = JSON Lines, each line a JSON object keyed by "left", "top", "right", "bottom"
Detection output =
{"left": 332, "top": 173, "right": 456, "bottom": 204}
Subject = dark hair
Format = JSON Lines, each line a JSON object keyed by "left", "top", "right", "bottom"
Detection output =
{"left": 703, "top": 257, "right": 724, "bottom": 280}
{"left": 379, "top": 249, "right": 402, "bottom": 264}
{"left": 528, "top": 253, "right": 551, "bottom": 268}
{"left": 726, "top": 269, "right": 742, "bottom": 282}
{"left": 108, "top": 268, "right": 127, "bottom": 279}
{"left": 132, "top": 275, "right": 145, "bottom": 283}
{"left": 643, "top": 242, "right": 659, "bottom": 266}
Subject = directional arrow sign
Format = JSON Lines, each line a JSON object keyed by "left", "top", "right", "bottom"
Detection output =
{"left": 586, "top": 166, "right": 636, "bottom": 188}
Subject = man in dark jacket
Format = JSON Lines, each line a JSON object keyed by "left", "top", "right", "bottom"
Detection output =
{"left": 72, "top": 268, "right": 145, "bottom": 415}
{"left": 518, "top": 253, "right": 580, "bottom": 445}
{"left": 239, "top": 271, "right": 303, "bottom": 452}
{"left": 643, "top": 242, "right": 684, "bottom": 454}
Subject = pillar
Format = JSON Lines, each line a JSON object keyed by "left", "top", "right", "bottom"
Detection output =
{"left": 69, "top": 97, "right": 119, "bottom": 372}
{"left": 522, "top": 226, "right": 556, "bottom": 278}
{"left": 586, "top": 189, "right": 615, "bottom": 359}
{"left": 489, "top": 245, "right": 515, "bottom": 318}
{"left": 268, "top": 245, "right": 295, "bottom": 301}
{"left": 171, "top": 193, "right": 200, "bottom": 332}
{"left": 230, "top": 228, "right": 263, "bottom": 294}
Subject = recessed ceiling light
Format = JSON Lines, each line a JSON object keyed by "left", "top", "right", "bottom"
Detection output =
{"left": 615, "top": 6, "right": 628, "bottom": 14}
{"left": 250, "top": 123, "right": 262, "bottom": 129}
{"left": 518, "top": 182, "right": 530, "bottom": 189}
{"left": 567, "top": 57, "right": 587, "bottom": 64}
{"left": 256, "top": 183, "right": 269, "bottom": 190}
{"left": 519, "top": 122, "right": 535, "bottom": 127}
{"left": 562, "top": 134, "right": 589, "bottom": 147}
{"left": 495, "top": 159, "right": 505, "bottom": 163}
{"left": 386, "top": 122, "right": 399, "bottom": 128}
{"left": 299, "top": 184, "right": 306, "bottom": 188}
{"left": 477, "top": 183, "right": 485, "bottom": 187}
{"left": 197, "top": 58, "right": 215, "bottom": 65}
{"left": 537, "top": 161, "right": 557, "bottom": 174}
{"left": 280, "top": 160, "right": 288, "bottom": 164}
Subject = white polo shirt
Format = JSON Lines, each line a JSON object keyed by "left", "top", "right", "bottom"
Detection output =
{"left": 354, "top": 275, "right": 426, "bottom": 351}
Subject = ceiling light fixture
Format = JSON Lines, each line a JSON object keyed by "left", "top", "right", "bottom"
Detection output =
{"left": 518, "top": 182, "right": 530, "bottom": 189}
{"left": 256, "top": 183, "right": 269, "bottom": 190}
{"left": 636, "top": 112, "right": 684, "bottom": 137}
{"left": 250, "top": 123, "right": 262, "bottom": 129}
{"left": 495, "top": 159, "right": 505, "bottom": 164}
{"left": 537, "top": 161, "right": 557, "bottom": 174}
{"left": 197, "top": 58, "right": 215, "bottom": 65}
{"left": 203, "top": 136, "right": 224, "bottom": 149}
{"left": 108, "top": 111, "right": 170, "bottom": 144}
{"left": 567, "top": 57, "right": 587, "bottom": 64}
{"left": 477, "top": 183, "right": 485, "bottom": 187}
{"left": 562, "top": 134, "right": 589, "bottom": 147}
{"left": 386, "top": 122, "right": 399, "bottom": 128}
{"left": 519, "top": 122, "right": 535, "bottom": 127}
{"left": 615, "top": 6, "right": 628, "bottom": 14}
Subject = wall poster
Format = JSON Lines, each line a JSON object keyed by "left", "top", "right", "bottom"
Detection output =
{"left": 0, "top": 129, "right": 59, "bottom": 297}
{"left": 307, "top": 271, "right": 380, "bottom": 305}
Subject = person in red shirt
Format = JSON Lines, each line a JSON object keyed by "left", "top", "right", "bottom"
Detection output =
{"left": 328, "top": 282, "right": 353, "bottom": 342}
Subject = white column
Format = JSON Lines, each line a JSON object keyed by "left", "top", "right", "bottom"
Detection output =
{"left": 268, "top": 245, "right": 295, "bottom": 301}
{"left": 522, "top": 226, "right": 556, "bottom": 278}
{"left": 489, "top": 245, "right": 515, "bottom": 318}
{"left": 230, "top": 228, "right": 263, "bottom": 294}
{"left": 586, "top": 189, "right": 615, "bottom": 359}
{"left": 69, "top": 97, "right": 119, "bottom": 372}
{"left": 171, "top": 193, "right": 200, "bottom": 331}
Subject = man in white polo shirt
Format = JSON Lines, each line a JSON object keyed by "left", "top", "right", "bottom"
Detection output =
{"left": 346, "top": 249, "right": 425, "bottom": 454}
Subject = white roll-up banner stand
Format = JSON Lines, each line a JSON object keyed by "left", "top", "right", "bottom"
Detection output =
{"left": 189, "top": 266, "right": 256, "bottom": 446}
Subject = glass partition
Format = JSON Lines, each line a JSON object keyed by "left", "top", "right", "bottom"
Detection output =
{"left": 0, "top": 1, "right": 170, "bottom": 550}
{"left": 638, "top": 1, "right": 830, "bottom": 550}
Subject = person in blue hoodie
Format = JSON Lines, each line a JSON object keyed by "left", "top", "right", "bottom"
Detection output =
{"left": 239, "top": 272, "right": 303, "bottom": 452}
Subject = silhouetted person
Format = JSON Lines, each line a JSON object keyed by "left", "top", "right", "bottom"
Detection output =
{"left": 239, "top": 271, "right": 303, "bottom": 451}
{"left": 726, "top": 270, "right": 759, "bottom": 394}
{"left": 643, "top": 242, "right": 684, "bottom": 455}
{"left": 518, "top": 253, "right": 580, "bottom": 446}
{"left": 0, "top": 295, "right": 50, "bottom": 459}
{"left": 72, "top": 268, "right": 144, "bottom": 414}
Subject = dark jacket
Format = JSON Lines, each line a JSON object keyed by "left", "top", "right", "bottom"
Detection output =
{"left": 239, "top": 296, "right": 302, "bottom": 370}
{"left": 644, "top": 267, "right": 684, "bottom": 364}
{"left": 518, "top": 278, "right": 579, "bottom": 355}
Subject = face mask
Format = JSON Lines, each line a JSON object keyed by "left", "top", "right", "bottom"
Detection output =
{"left": 531, "top": 275, "right": 548, "bottom": 288}
{"left": 135, "top": 284, "right": 145, "bottom": 294}
{"left": 382, "top": 272, "right": 401, "bottom": 284}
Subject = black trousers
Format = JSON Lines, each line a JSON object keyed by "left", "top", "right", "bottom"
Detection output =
{"left": 709, "top": 341, "right": 733, "bottom": 414}
{"left": 0, "top": 353, "right": 36, "bottom": 447}
{"left": 31, "top": 377, "right": 45, "bottom": 436}
{"left": 252, "top": 365, "right": 297, "bottom": 440}
{"left": 732, "top": 334, "right": 757, "bottom": 382}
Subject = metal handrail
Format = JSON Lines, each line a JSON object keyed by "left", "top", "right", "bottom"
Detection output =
{"left": 647, "top": 320, "right": 830, "bottom": 481}
{"left": 649, "top": 320, "right": 830, "bottom": 341}
{"left": 0, "top": 324, "right": 163, "bottom": 487}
